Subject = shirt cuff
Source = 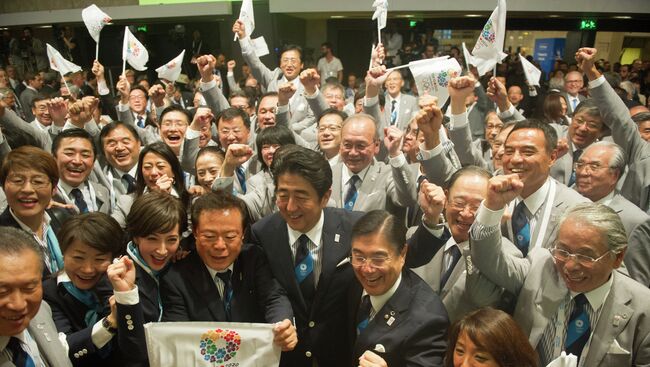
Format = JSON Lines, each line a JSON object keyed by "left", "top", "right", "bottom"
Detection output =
{"left": 450, "top": 111, "right": 468, "bottom": 129}
{"left": 304, "top": 88, "right": 319, "bottom": 99}
{"left": 475, "top": 201, "right": 505, "bottom": 227}
{"left": 277, "top": 104, "right": 290, "bottom": 113}
{"left": 97, "top": 80, "right": 110, "bottom": 96}
{"left": 91, "top": 321, "right": 114, "bottom": 349}
{"left": 421, "top": 220, "right": 446, "bottom": 238}
{"left": 114, "top": 286, "right": 139, "bottom": 305}
{"left": 588, "top": 75, "right": 606, "bottom": 89}
{"left": 117, "top": 102, "right": 130, "bottom": 112}
{"left": 497, "top": 104, "right": 515, "bottom": 119}
{"left": 227, "top": 71, "right": 234, "bottom": 77}
{"left": 388, "top": 153, "right": 407, "bottom": 168}
{"left": 417, "top": 142, "right": 443, "bottom": 160}
{"left": 364, "top": 95, "right": 379, "bottom": 107}
{"left": 200, "top": 79, "right": 217, "bottom": 92}
{"left": 185, "top": 127, "right": 201, "bottom": 138}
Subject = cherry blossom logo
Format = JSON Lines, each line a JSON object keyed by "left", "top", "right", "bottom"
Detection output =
{"left": 481, "top": 20, "right": 496, "bottom": 43}
{"left": 437, "top": 69, "right": 460, "bottom": 87}
{"left": 129, "top": 41, "right": 141, "bottom": 57}
{"left": 199, "top": 328, "right": 241, "bottom": 366}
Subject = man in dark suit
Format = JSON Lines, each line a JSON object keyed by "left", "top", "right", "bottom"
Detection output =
{"left": 160, "top": 191, "right": 297, "bottom": 351}
{"left": 250, "top": 145, "right": 364, "bottom": 367}
{"left": 18, "top": 71, "right": 43, "bottom": 122}
{"left": 0, "top": 227, "right": 72, "bottom": 367}
{"left": 348, "top": 210, "right": 448, "bottom": 366}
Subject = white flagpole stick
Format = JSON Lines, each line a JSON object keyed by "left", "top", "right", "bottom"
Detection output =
{"left": 368, "top": 44, "right": 375, "bottom": 70}
{"left": 61, "top": 74, "right": 72, "bottom": 97}
{"left": 95, "top": 42, "right": 99, "bottom": 61}
{"left": 377, "top": 21, "right": 381, "bottom": 45}
{"left": 234, "top": 32, "right": 239, "bottom": 42}
{"left": 122, "top": 58, "right": 126, "bottom": 77}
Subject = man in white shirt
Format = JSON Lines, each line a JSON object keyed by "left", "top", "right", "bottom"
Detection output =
{"left": 0, "top": 227, "right": 72, "bottom": 367}
{"left": 316, "top": 42, "right": 343, "bottom": 83}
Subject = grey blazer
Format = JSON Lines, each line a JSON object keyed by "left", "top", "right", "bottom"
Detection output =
{"left": 0, "top": 108, "right": 55, "bottom": 152}
{"left": 383, "top": 93, "right": 418, "bottom": 131}
{"left": 0, "top": 302, "right": 73, "bottom": 367}
{"left": 53, "top": 181, "right": 111, "bottom": 215}
{"left": 608, "top": 192, "right": 649, "bottom": 236}
{"left": 626, "top": 218, "right": 650, "bottom": 288}
{"left": 330, "top": 160, "right": 417, "bottom": 214}
{"left": 470, "top": 223, "right": 650, "bottom": 367}
{"left": 590, "top": 78, "right": 650, "bottom": 212}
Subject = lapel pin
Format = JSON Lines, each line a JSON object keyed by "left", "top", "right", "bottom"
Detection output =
{"left": 334, "top": 234, "right": 340, "bottom": 243}
{"left": 387, "top": 316, "right": 395, "bottom": 326}
{"left": 613, "top": 314, "right": 621, "bottom": 327}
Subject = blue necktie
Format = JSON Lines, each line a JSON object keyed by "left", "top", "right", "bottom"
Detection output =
{"left": 294, "top": 234, "right": 315, "bottom": 306}
{"left": 565, "top": 293, "right": 591, "bottom": 362}
{"left": 344, "top": 175, "right": 360, "bottom": 211}
{"left": 568, "top": 149, "right": 583, "bottom": 187}
{"left": 356, "top": 294, "right": 372, "bottom": 335}
{"left": 122, "top": 174, "right": 136, "bottom": 194}
{"left": 7, "top": 337, "right": 35, "bottom": 367}
{"left": 511, "top": 201, "right": 531, "bottom": 257}
{"left": 236, "top": 166, "right": 247, "bottom": 194}
{"left": 440, "top": 245, "right": 462, "bottom": 290}
{"left": 136, "top": 116, "right": 145, "bottom": 128}
{"left": 70, "top": 188, "right": 89, "bottom": 213}
{"left": 390, "top": 100, "right": 397, "bottom": 125}
{"left": 216, "top": 270, "right": 233, "bottom": 321}
{"left": 571, "top": 98, "right": 578, "bottom": 112}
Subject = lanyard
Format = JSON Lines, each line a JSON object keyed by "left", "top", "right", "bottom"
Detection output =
{"left": 507, "top": 180, "right": 556, "bottom": 251}
{"left": 57, "top": 182, "right": 98, "bottom": 212}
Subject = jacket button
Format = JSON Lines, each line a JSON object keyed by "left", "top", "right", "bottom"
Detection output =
{"left": 74, "top": 353, "right": 80, "bottom": 358}
{"left": 308, "top": 321, "right": 315, "bottom": 328}
{"left": 305, "top": 351, "right": 312, "bottom": 358}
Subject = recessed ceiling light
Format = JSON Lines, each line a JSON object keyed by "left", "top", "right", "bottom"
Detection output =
{"left": 330, "top": 15, "right": 345, "bottom": 19}
{"left": 613, "top": 15, "right": 632, "bottom": 19}
{"left": 465, "top": 14, "right": 483, "bottom": 18}
{"left": 548, "top": 15, "right": 560, "bottom": 18}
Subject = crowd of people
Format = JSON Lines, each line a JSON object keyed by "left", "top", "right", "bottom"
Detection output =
{"left": 1, "top": 16, "right": 650, "bottom": 367}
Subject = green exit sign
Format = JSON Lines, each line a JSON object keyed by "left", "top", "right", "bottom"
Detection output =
{"left": 580, "top": 19, "right": 597, "bottom": 30}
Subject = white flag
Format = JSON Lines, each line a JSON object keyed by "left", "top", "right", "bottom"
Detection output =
{"left": 122, "top": 27, "right": 149, "bottom": 71}
{"left": 519, "top": 53, "right": 541, "bottom": 87}
{"left": 239, "top": 0, "right": 255, "bottom": 38}
{"left": 471, "top": 0, "right": 507, "bottom": 76}
{"left": 156, "top": 50, "right": 185, "bottom": 82}
{"left": 372, "top": 0, "right": 388, "bottom": 30}
{"left": 251, "top": 37, "right": 270, "bottom": 57}
{"left": 408, "top": 56, "right": 462, "bottom": 105}
{"left": 46, "top": 43, "right": 81, "bottom": 75}
{"left": 82, "top": 4, "right": 112, "bottom": 43}
{"left": 145, "top": 322, "right": 281, "bottom": 367}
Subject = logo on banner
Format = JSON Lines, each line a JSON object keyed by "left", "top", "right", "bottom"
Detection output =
{"left": 481, "top": 20, "right": 496, "bottom": 43}
{"left": 166, "top": 61, "right": 176, "bottom": 69}
{"left": 199, "top": 328, "right": 241, "bottom": 366}
{"left": 129, "top": 42, "right": 141, "bottom": 57}
{"left": 436, "top": 69, "right": 460, "bottom": 88}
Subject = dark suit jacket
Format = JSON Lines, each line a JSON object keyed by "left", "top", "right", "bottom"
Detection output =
{"left": 348, "top": 269, "right": 449, "bottom": 367}
{"left": 251, "top": 207, "right": 363, "bottom": 367}
{"left": 42, "top": 277, "right": 114, "bottom": 367}
{"left": 160, "top": 244, "right": 292, "bottom": 323}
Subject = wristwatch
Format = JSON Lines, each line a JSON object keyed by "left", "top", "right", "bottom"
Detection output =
{"left": 102, "top": 317, "right": 117, "bottom": 334}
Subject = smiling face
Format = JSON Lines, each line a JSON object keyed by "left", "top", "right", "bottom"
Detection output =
{"left": 564, "top": 71, "right": 583, "bottom": 96}
{"left": 63, "top": 240, "right": 111, "bottom": 290}
{"left": 257, "top": 95, "right": 278, "bottom": 129}
{"left": 502, "top": 128, "right": 556, "bottom": 198}
{"left": 0, "top": 250, "right": 42, "bottom": 336}
{"left": 196, "top": 152, "right": 223, "bottom": 191}
{"left": 575, "top": 146, "right": 619, "bottom": 202}
{"left": 446, "top": 174, "right": 488, "bottom": 243}
{"left": 102, "top": 125, "right": 141, "bottom": 172}
{"left": 340, "top": 118, "right": 379, "bottom": 174}
{"left": 159, "top": 110, "right": 189, "bottom": 154}
{"left": 385, "top": 71, "right": 404, "bottom": 97}
{"left": 32, "top": 99, "right": 51, "bottom": 126}
{"left": 351, "top": 232, "right": 405, "bottom": 296}
{"left": 134, "top": 225, "right": 180, "bottom": 271}
{"left": 452, "top": 331, "right": 500, "bottom": 367}
{"left": 554, "top": 218, "right": 624, "bottom": 293}
{"left": 280, "top": 50, "right": 303, "bottom": 81}
{"left": 55, "top": 137, "right": 94, "bottom": 188}
{"left": 3, "top": 168, "right": 53, "bottom": 227}
{"left": 194, "top": 209, "right": 244, "bottom": 271}
{"left": 323, "top": 86, "right": 345, "bottom": 111}
{"left": 318, "top": 113, "right": 343, "bottom": 158}
{"left": 568, "top": 111, "right": 603, "bottom": 149}
{"left": 276, "top": 173, "right": 330, "bottom": 233}
{"left": 141, "top": 152, "right": 175, "bottom": 191}
{"left": 484, "top": 113, "right": 503, "bottom": 147}
{"left": 217, "top": 116, "right": 250, "bottom": 150}
{"left": 260, "top": 143, "right": 281, "bottom": 168}
{"left": 129, "top": 89, "right": 147, "bottom": 115}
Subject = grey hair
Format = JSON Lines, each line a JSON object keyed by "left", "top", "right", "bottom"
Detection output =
{"left": 573, "top": 98, "right": 601, "bottom": 120}
{"left": 559, "top": 203, "right": 627, "bottom": 253}
{"left": 0, "top": 227, "right": 45, "bottom": 272}
{"left": 584, "top": 141, "right": 626, "bottom": 178}
{"left": 619, "top": 81, "right": 635, "bottom": 98}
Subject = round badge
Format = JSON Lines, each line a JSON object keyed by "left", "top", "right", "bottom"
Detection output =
{"left": 576, "top": 320, "right": 584, "bottom": 328}
{"left": 300, "top": 264, "right": 308, "bottom": 271}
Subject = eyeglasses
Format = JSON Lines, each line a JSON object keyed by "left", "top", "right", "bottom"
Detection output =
{"left": 448, "top": 199, "right": 480, "bottom": 213}
{"left": 549, "top": 247, "right": 614, "bottom": 268}
{"left": 218, "top": 128, "right": 244, "bottom": 136}
{"left": 318, "top": 125, "right": 341, "bottom": 133}
{"left": 160, "top": 120, "right": 188, "bottom": 128}
{"left": 280, "top": 57, "right": 300, "bottom": 65}
{"left": 5, "top": 175, "right": 51, "bottom": 190}
{"left": 574, "top": 162, "right": 611, "bottom": 173}
{"left": 349, "top": 254, "right": 391, "bottom": 268}
{"left": 572, "top": 116, "right": 601, "bottom": 130}
{"left": 405, "top": 126, "right": 420, "bottom": 137}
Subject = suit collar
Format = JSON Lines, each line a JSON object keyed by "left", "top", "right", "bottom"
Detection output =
{"left": 184, "top": 252, "right": 227, "bottom": 320}
{"left": 311, "top": 209, "right": 350, "bottom": 308}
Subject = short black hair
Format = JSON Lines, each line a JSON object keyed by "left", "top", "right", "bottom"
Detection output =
{"left": 632, "top": 112, "right": 650, "bottom": 125}
{"left": 255, "top": 125, "right": 296, "bottom": 169}
{"left": 31, "top": 96, "right": 48, "bottom": 108}
{"left": 508, "top": 119, "right": 558, "bottom": 155}
{"left": 127, "top": 191, "right": 188, "bottom": 239}
{"left": 160, "top": 104, "right": 192, "bottom": 125}
{"left": 447, "top": 166, "right": 492, "bottom": 191}
{"left": 51, "top": 128, "right": 97, "bottom": 160}
{"left": 217, "top": 107, "right": 251, "bottom": 130}
{"left": 191, "top": 190, "right": 248, "bottom": 230}
{"left": 352, "top": 210, "right": 406, "bottom": 254}
{"left": 58, "top": 212, "right": 125, "bottom": 258}
{"left": 317, "top": 108, "right": 348, "bottom": 124}
{"left": 129, "top": 85, "right": 149, "bottom": 100}
{"left": 280, "top": 44, "right": 303, "bottom": 62}
{"left": 271, "top": 144, "right": 332, "bottom": 200}
{"left": 99, "top": 121, "right": 142, "bottom": 149}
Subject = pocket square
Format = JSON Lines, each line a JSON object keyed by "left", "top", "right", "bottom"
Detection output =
{"left": 336, "top": 257, "right": 350, "bottom": 267}
{"left": 607, "top": 339, "right": 630, "bottom": 355}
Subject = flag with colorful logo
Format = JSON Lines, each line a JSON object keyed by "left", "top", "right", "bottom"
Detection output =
{"left": 46, "top": 43, "right": 81, "bottom": 75}
{"left": 519, "top": 53, "right": 542, "bottom": 87}
{"left": 471, "top": 0, "right": 507, "bottom": 76}
{"left": 122, "top": 26, "right": 149, "bottom": 71}
{"left": 145, "top": 322, "right": 281, "bottom": 367}
{"left": 156, "top": 50, "right": 185, "bottom": 82}
{"left": 82, "top": 4, "right": 111, "bottom": 43}
{"left": 408, "top": 56, "right": 462, "bottom": 105}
